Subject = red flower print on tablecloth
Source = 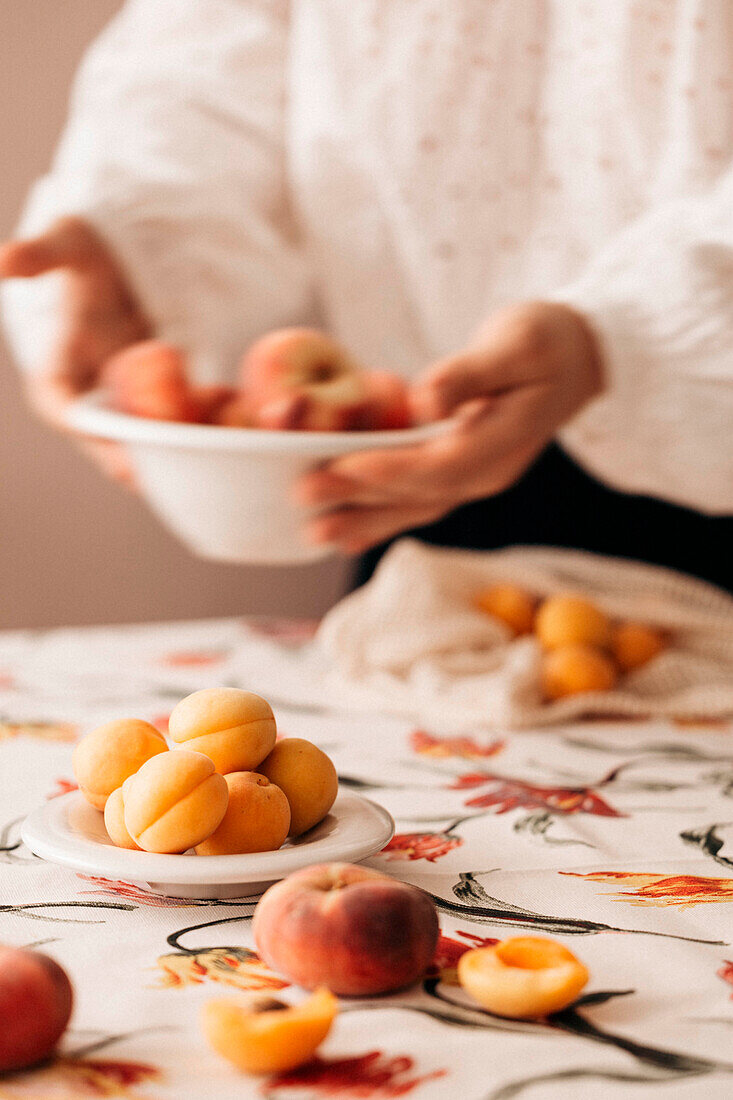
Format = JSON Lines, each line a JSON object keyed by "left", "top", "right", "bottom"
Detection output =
{"left": 159, "top": 650, "right": 226, "bottom": 668}
{"left": 47, "top": 777, "right": 79, "bottom": 800}
{"left": 0, "top": 1056, "right": 160, "bottom": 1097}
{"left": 562, "top": 871, "right": 733, "bottom": 908}
{"left": 247, "top": 618, "right": 320, "bottom": 643}
{"left": 0, "top": 720, "right": 77, "bottom": 743}
{"left": 381, "top": 832, "right": 462, "bottom": 863}
{"left": 410, "top": 730, "right": 504, "bottom": 760}
{"left": 429, "top": 930, "right": 499, "bottom": 983}
{"left": 458, "top": 774, "right": 622, "bottom": 817}
{"left": 263, "top": 1051, "right": 446, "bottom": 1098}
{"left": 77, "top": 875, "right": 196, "bottom": 908}
{"left": 155, "top": 946, "right": 288, "bottom": 991}
{"left": 718, "top": 960, "right": 733, "bottom": 997}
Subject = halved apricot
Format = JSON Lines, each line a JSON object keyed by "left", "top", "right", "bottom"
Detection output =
{"left": 201, "top": 987, "right": 338, "bottom": 1075}
{"left": 458, "top": 936, "right": 588, "bottom": 1019}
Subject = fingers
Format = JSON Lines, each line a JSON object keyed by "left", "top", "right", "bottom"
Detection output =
{"left": 305, "top": 503, "right": 441, "bottom": 554}
{"left": 0, "top": 217, "right": 99, "bottom": 278}
{"left": 76, "top": 438, "right": 138, "bottom": 490}
{"left": 411, "top": 352, "right": 497, "bottom": 422}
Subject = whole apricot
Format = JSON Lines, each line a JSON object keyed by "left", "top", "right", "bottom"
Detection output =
{"left": 541, "top": 644, "right": 617, "bottom": 700}
{"left": 611, "top": 622, "right": 666, "bottom": 671}
{"left": 474, "top": 583, "right": 536, "bottom": 636}
{"left": 195, "top": 772, "right": 290, "bottom": 855}
{"left": 458, "top": 936, "right": 588, "bottom": 1019}
{"left": 72, "top": 719, "right": 167, "bottom": 810}
{"left": 169, "top": 688, "right": 276, "bottom": 775}
{"left": 201, "top": 988, "right": 338, "bottom": 1075}
{"left": 0, "top": 946, "right": 73, "bottom": 1072}
{"left": 535, "top": 594, "right": 611, "bottom": 651}
{"left": 258, "top": 738, "right": 338, "bottom": 837}
{"left": 103, "top": 786, "right": 140, "bottom": 850}
{"left": 123, "top": 750, "right": 228, "bottom": 853}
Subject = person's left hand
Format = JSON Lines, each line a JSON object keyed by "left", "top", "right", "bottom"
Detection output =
{"left": 296, "top": 301, "right": 604, "bottom": 554}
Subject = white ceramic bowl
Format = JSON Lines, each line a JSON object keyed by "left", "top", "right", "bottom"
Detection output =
{"left": 21, "top": 789, "right": 395, "bottom": 900}
{"left": 69, "top": 393, "right": 444, "bottom": 565}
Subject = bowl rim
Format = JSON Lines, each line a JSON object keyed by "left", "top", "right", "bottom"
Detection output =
{"left": 67, "top": 391, "right": 448, "bottom": 453}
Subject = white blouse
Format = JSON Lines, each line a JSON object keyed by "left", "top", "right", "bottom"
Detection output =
{"left": 3, "top": 0, "right": 732, "bottom": 512}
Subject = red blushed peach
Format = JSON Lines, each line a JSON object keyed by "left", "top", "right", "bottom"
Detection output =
{"left": 360, "top": 371, "right": 412, "bottom": 430}
{"left": 0, "top": 946, "right": 73, "bottom": 1072}
{"left": 240, "top": 328, "right": 369, "bottom": 432}
{"left": 103, "top": 340, "right": 200, "bottom": 422}
{"left": 191, "top": 384, "right": 238, "bottom": 424}
{"left": 253, "top": 862, "right": 439, "bottom": 995}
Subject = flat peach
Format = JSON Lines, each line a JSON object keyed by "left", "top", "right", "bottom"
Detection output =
{"left": 169, "top": 688, "right": 276, "bottom": 775}
{"left": 611, "top": 622, "right": 666, "bottom": 671}
{"left": 201, "top": 988, "right": 337, "bottom": 1075}
{"left": 458, "top": 937, "right": 588, "bottom": 1019}
{"left": 123, "top": 750, "right": 228, "bottom": 853}
{"left": 103, "top": 786, "right": 140, "bottom": 850}
{"left": 259, "top": 738, "right": 338, "bottom": 837}
{"left": 541, "top": 644, "right": 617, "bottom": 700}
{"left": 195, "top": 772, "right": 290, "bottom": 855}
{"left": 475, "top": 583, "right": 536, "bottom": 636}
{"left": 535, "top": 594, "right": 611, "bottom": 651}
{"left": 72, "top": 719, "right": 167, "bottom": 810}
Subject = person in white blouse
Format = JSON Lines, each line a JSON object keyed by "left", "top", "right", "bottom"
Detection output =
{"left": 1, "top": 1, "right": 731, "bottom": 585}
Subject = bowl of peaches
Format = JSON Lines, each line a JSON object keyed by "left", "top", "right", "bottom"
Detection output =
{"left": 68, "top": 328, "right": 441, "bottom": 564}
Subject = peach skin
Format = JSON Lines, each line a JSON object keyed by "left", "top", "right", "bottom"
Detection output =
{"left": 258, "top": 738, "right": 338, "bottom": 837}
{"left": 72, "top": 718, "right": 167, "bottom": 810}
{"left": 168, "top": 688, "right": 276, "bottom": 775}
{"left": 195, "top": 772, "right": 291, "bottom": 855}
{"left": 201, "top": 988, "right": 338, "bottom": 1075}
{"left": 103, "top": 786, "right": 140, "bottom": 850}
{"left": 123, "top": 750, "right": 228, "bottom": 853}
{"left": 0, "top": 946, "right": 73, "bottom": 1072}
{"left": 458, "top": 936, "right": 589, "bottom": 1019}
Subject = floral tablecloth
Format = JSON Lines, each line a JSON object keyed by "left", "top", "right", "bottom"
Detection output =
{"left": 1, "top": 616, "right": 733, "bottom": 1099}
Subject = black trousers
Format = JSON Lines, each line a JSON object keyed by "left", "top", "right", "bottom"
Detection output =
{"left": 355, "top": 444, "right": 733, "bottom": 592}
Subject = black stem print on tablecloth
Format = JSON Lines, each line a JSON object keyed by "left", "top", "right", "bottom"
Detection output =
{"left": 512, "top": 810, "right": 596, "bottom": 848}
{"left": 0, "top": 900, "right": 135, "bottom": 924}
{"left": 0, "top": 816, "right": 35, "bottom": 863}
{"left": 681, "top": 823, "right": 733, "bottom": 870}
{"left": 165, "top": 910, "right": 259, "bottom": 954}
{"left": 428, "top": 872, "right": 727, "bottom": 945}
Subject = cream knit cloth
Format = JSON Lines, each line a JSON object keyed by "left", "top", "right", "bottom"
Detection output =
{"left": 317, "top": 540, "right": 733, "bottom": 731}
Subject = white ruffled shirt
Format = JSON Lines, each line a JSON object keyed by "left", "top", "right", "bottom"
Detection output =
{"left": 2, "top": 0, "right": 732, "bottom": 513}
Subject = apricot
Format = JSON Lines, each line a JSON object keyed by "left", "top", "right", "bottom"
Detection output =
{"left": 169, "top": 688, "right": 276, "bottom": 775}
{"left": 103, "top": 340, "right": 200, "bottom": 422}
{"left": 201, "top": 988, "right": 338, "bottom": 1075}
{"left": 103, "top": 786, "right": 140, "bottom": 850}
{"left": 123, "top": 750, "right": 228, "bottom": 853}
{"left": 0, "top": 946, "right": 73, "bottom": 1072}
{"left": 195, "top": 772, "right": 290, "bottom": 855}
{"left": 72, "top": 718, "right": 167, "bottom": 810}
{"left": 541, "top": 644, "right": 617, "bottom": 700}
{"left": 611, "top": 621, "right": 666, "bottom": 671}
{"left": 475, "top": 583, "right": 536, "bottom": 636}
{"left": 458, "top": 936, "right": 588, "bottom": 1019}
{"left": 259, "top": 738, "right": 338, "bottom": 837}
{"left": 535, "top": 594, "right": 611, "bottom": 651}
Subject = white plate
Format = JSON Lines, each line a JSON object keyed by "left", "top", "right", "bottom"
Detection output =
{"left": 21, "top": 790, "right": 394, "bottom": 900}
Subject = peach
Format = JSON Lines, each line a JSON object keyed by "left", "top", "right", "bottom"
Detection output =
{"left": 168, "top": 688, "right": 276, "bottom": 775}
{"left": 123, "top": 750, "right": 228, "bottom": 853}
{"left": 191, "top": 384, "right": 238, "bottom": 424}
{"left": 201, "top": 988, "right": 337, "bottom": 1075}
{"left": 258, "top": 738, "right": 338, "bottom": 837}
{"left": 72, "top": 718, "right": 168, "bottom": 811}
{"left": 103, "top": 786, "right": 140, "bottom": 850}
{"left": 103, "top": 340, "right": 200, "bottom": 422}
{"left": 611, "top": 621, "right": 666, "bottom": 671}
{"left": 253, "top": 862, "right": 439, "bottom": 995}
{"left": 541, "top": 644, "right": 617, "bottom": 700}
{"left": 475, "top": 583, "right": 536, "bottom": 636}
{"left": 535, "top": 594, "right": 611, "bottom": 651}
{"left": 241, "top": 328, "right": 369, "bottom": 432}
{"left": 195, "top": 772, "right": 290, "bottom": 855}
{"left": 214, "top": 393, "right": 254, "bottom": 428}
{"left": 458, "top": 936, "right": 588, "bottom": 1019}
{"left": 0, "top": 946, "right": 73, "bottom": 1072}
{"left": 360, "top": 371, "right": 412, "bottom": 430}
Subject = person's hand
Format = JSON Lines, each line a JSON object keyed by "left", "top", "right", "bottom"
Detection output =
{"left": 0, "top": 216, "right": 151, "bottom": 484}
{"left": 297, "top": 302, "right": 604, "bottom": 554}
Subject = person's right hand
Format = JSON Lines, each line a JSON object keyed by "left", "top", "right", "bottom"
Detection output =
{"left": 0, "top": 216, "right": 151, "bottom": 484}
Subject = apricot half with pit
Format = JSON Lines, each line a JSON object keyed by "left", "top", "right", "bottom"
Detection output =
{"left": 258, "top": 738, "right": 338, "bottom": 837}
{"left": 72, "top": 718, "right": 167, "bottom": 810}
{"left": 169, "top": 688, "right": 276, "bottom": 775}
{"left": 458, "top": 936, "right": 588, "bottom": 1019}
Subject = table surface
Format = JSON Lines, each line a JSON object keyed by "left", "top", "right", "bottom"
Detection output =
{"left": 1, "top": 616, "right": 732, "bottom": 1100}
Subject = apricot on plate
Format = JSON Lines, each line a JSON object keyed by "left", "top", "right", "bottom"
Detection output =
{"left": 0, "top": 946, "right": 73, "bottom": 1072}
{"left": 103, "top": 786, "right": 140, "bottom": 850}
{"left": 611, "top": 621, "right": 666, "bottom": 671}
{"left": 195, "top": 772, "right": 290, "bottom": 855}
{"left": 258, "top": 738, "right": 338, "bottom": 837}
{"left": 169, "top": 688, "right": 276, "bottom": 775}
{"left": 474, "top": 583, "right": 536, "bottom": 636}
{"left": 541, "top": 644, "right": 617, "bottom": 701}
{"left": 458, "top": 936, "right": 588, "bottom": 1019}
{"left": 201, "top": 988, "right": 338, "bottom": 1075}
{"left": 123, "top": 750, "right": 228, "bottom": 853}
{"left": 72, "top": 718, "right": 167, "bottom": 811}
{"left": 535, "top": 594, "right": 611, "bottom": 651}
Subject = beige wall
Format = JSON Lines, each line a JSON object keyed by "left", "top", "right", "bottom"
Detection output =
{"left": 0, "top": 1, "right": 351, "bottom": 629}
